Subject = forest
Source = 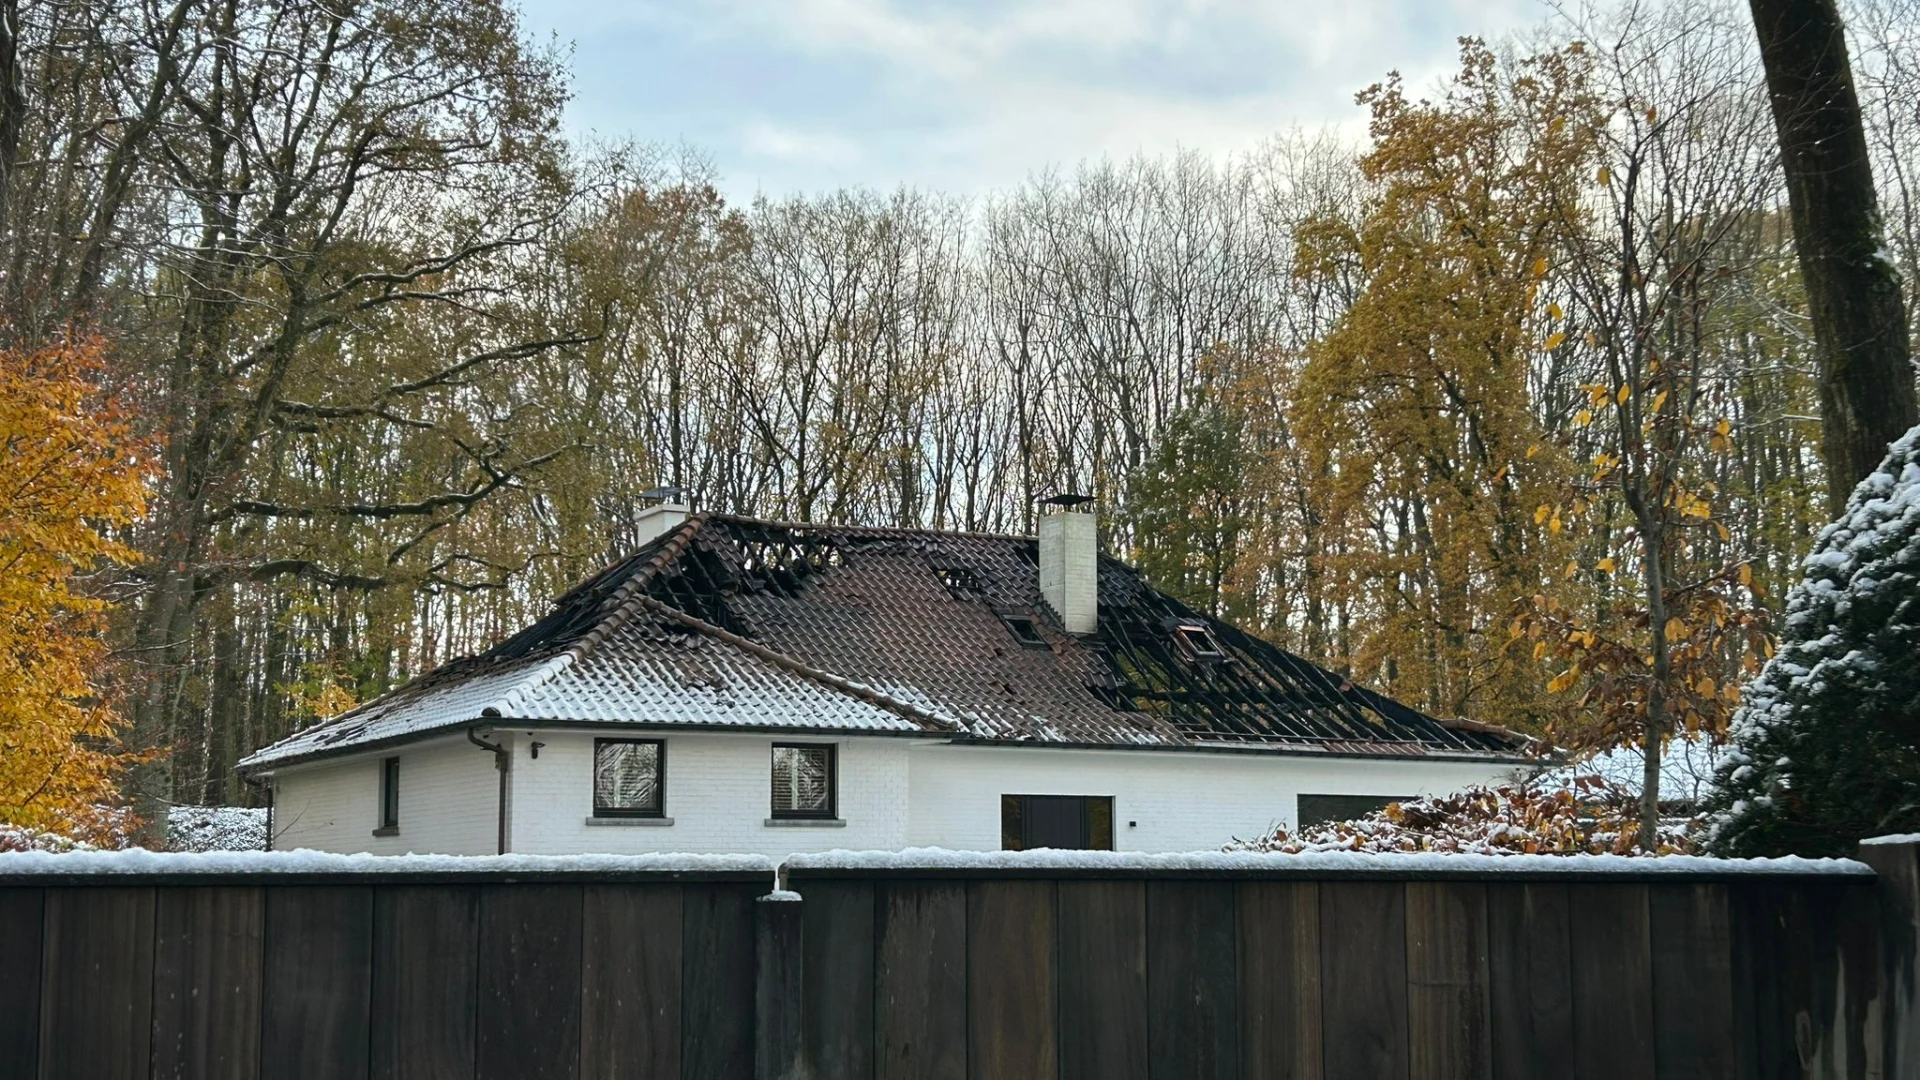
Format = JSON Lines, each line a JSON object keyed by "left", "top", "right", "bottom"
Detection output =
{"left": 3, "top": 0, "right": 1919, "bottom": 833}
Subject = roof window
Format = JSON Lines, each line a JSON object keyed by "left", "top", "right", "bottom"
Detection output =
{"left": 1003, "top": 615, "right": 1048, "bottom": 648}
{"left": 1174, "top": 623, "right": 1226, "bottom": 661}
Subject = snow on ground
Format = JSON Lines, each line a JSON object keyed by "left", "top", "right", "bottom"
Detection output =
{"left": 167, "top": 805, "right": 269, "bottom": 852}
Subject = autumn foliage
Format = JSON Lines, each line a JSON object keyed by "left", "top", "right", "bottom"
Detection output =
{"left": 1240, "top": 776, "right": 1694, "bottom": 856}
{"left": 0, "top": 337, "right": 153, "bottom": 842}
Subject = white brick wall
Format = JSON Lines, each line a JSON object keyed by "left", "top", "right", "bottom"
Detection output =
{"left": 505, "top": 730, "right": 911, "bottom": 855}
{"left": 904, "top": 743, "right": 1524, "bottom": 852}
{"left": 271, "top": 736, "right": 496, "bottom": 855}
{"left": 269, "top": 729, "right": 1524, "bottom": 856}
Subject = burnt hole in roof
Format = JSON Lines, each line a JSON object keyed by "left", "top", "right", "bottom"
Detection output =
{"left": 937, "top": 565, "right": 985, "bottom": 599}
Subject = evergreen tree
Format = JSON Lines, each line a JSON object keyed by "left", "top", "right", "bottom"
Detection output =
{"left": 1705, "top": 426, "right": 1920, "bottom": 856}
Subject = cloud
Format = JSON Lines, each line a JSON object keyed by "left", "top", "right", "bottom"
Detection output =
{"left": 534, "top": 0, "right": 1548, "bottom": 198}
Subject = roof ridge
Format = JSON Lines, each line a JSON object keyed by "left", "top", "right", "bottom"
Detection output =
{"left": 565, "top": 513, "right": 712, "bottom": 667}
{"left": 629, "top": 593, "right": 962, "bottom": 734}
{"left": 707, "top": 511, "right": 1039, "bottom": 543}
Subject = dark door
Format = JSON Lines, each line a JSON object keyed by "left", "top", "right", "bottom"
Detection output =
{"left": 1000, "top": 794, "right": 1115, "bottom": 850}
{"left": 1023, "top": 795, "right": 1086, "bottom": 850}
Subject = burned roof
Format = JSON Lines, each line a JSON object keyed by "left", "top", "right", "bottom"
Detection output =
{"left": 242, "top": 514, "right": 1531, "bottom": 769}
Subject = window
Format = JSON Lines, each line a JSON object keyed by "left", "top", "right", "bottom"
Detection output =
{"left": 771, "top": 743, "right": 836, "bottom": 819}
{"left": 1173, "top": 623, "right": 1225, "bottom": 660}
{"left": 1002, "top": 614, "right": 1047, "bottom": 647}
{"left": 594, "top": 738, "right": 666, "bottom": 817}
{"left": 1296, "top": 793, "right": 1410, "bottom": 828}
{"left": 378, "top": 757, "right": 400, "bottom": 832}
{"left": 1000, "top": 795, "right": 1114, "bottom": 851}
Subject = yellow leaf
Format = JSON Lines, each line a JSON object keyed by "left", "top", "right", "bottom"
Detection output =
{"left": 1663, "top": 617, "right": 1686, "bottom": 642}
{"left": 1716, "top": 418, "right": 1731, "bottom": 437}
{"left": 1564, "top": 560, "right": 1579, "bottom": 579}
{"left": 1543, "top": 331, "right": 1566, "bottom": 351}
{"left": 1535, "top": 504, "right": 1551, "bottom": 524}
{"left": 1715, "top": 521, "right": 1731, "bottom": 541}
{"left": 1526, "top": 444, "right": 1540, "bottom": 459}
{"left": 1696, "top": 676, "right": 1716, "bottom": 697}
{"left": 1651, "top": 390, "right": 1669, "bottom": 413}
{"left": 1547, "top": 669, "right": 1577, "bottom": 694}
{"left": 1549, "top": 513, "right": 1563, "bottom": 535}
{"left": 1616, "top": 383, "right": 1631, "bottom": 404}
{"left": 1533, "top": 640, "right": 1548, "bottom": 660}
{"left": 1547, "top": 301, "right": 1563, "bottom": 320}
{"left": 1738, "top": 563, "right": 1753, "bottom": 588}
{"left": 1531, "top": 256, "right": 1548, "bottom": 278}
{"left": 1597, "top": 557, "right": 1616, "bottom": 573}
{"left": 1597, "top": 165, "right": 1611, "bottom": 186}
{"left": 1490, "top": 463, "right": 1510, "bottom": 483}
{"left": 1574, "top": 409, "right": 1592, "bottom": 427}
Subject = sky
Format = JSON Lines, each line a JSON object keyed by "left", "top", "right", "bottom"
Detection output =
{"left": 519, "top": 0, "right": 1547, "bottom": 201}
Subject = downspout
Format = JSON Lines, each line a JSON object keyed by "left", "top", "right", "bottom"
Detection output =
{"left": 467, "top": 726, "right": 510, "bottom": 855}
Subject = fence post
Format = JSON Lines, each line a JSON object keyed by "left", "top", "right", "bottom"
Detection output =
{"left": 1860, "top": 835, "right": 1920, "bottom": 1076}
{"left": 756, "top": 891, "right": 804, "bottom": 1080}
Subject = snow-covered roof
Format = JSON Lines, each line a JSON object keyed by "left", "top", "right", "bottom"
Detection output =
{"left": 244, "top": 515, "right": 1532, "bottom": 770}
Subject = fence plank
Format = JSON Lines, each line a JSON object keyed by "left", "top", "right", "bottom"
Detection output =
{"left": 876, "top": 883, "right": 967, "bottom": 1080}
{"left": 581, "top": 885, "right": 682, "bottom": 1080}
{"left": 262, "top": 885, "right": 373, "bottom": 1080}
{"left": 968, "top": 881, "right": 1057, "bottom": 1080}
{"left": 39, "top": 887, "right": 154, "bottom": 1080}
{"left": 1650, "top": 884, "right": 1734, "bottom": 1080}
{"left": 0, "top": 889, "right": 43, "bottom": 1080}
{"left": 683, "top": 883, "right": 757, "bottom": 1080}
{"left": 1405, "top": 882, "right": 1489, "bottom": 1080}
{"left": 1485, "top": 884, "right": 1574, "bottom": 1080}
{"left": 1148, "top": 881, "right": 1239, "bottom": 1080}
{"left": 1569, "top": 884, "right": 1654, "bottom": 1080}
{"left": 477, "top": 885, "right": 582, "bottom": 1080}
{"left": 803, "top": 880, "right": 877, "bottom": 1080}
{"left": 1321, "top": 882, "right": 1409, "bottom": 1080}
{"left": 152, "top": 886, "right": 263, "bottom": 1080}
{"left": 371, "top": 886, "right": 478, "bottom": 1080}
{"left": 1057, "top": 881, "right": 1147, "bottom": 1080}
{"left": 1238, "top": 882, "right": 1322, "bottom": 1080}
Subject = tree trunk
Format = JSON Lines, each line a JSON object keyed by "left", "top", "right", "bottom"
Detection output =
{"left": 1750, "top": 0, "right": 1920, "bottom": 513}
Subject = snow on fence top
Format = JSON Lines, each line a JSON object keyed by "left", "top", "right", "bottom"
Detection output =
{"left": 780, "top": 846, "right": 1875, "bottom": 879}
{"left": 0, "top": 848, "right": 776, "bottom": 880}
{"left": 0, "top": 845, "right": 1883, "bottom": 882}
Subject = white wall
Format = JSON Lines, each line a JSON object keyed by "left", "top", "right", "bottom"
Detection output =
{"left": 271, "top": 736, "right": 496, "bottom": 855}
{"left": 905, "top": 743, "right": 1522, "bottom": 852}
{"left": 505, "top": 730, "right": 911, "bottom": 856}
{"left": 269, "top": 729, "right": 1524, "bottom": 856}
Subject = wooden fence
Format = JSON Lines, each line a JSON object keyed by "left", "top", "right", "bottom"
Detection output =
{"left": 0, "top": 842, "right": 1914, "bottom": 1080}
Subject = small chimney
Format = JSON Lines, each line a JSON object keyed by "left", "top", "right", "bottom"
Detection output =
{"left": 635, "top": 485, "right": 691, "bottom": 547}
{"left": 1038, "top": 494, "right": 1098, "bottom": 635}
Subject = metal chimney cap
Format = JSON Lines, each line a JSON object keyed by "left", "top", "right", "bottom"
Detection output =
{"left": 640, "top": 485, "right": 689, "bottom": 504}
{"left": 1038, "top": 493, "right": 1094, "bottom": 509}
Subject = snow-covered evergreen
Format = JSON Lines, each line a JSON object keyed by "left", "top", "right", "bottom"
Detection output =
{"left": 1705, "top": 425, "right": 1920, "bottom": 856}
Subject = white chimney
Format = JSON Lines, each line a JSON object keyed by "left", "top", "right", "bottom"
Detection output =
{"left": 635, "top": 485, "right": 691, "bottom": 547}
{"left": 1038, "top": 495, "right": 1098, "bottom": 635}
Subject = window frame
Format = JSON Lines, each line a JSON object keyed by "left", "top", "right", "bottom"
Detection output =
{"left": 592, "top": 737, "right": 668, "bottom": 819}
{"left": 1000, "top": 794, "right": 1115, "bottom": 851}
{"left": 378, "top": 756, "right": 401, "bottom": 831}
{"left": 769, "top": 742, "right": 838, "bottom": 820}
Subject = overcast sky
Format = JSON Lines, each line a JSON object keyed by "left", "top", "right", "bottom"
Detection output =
{"left": 521, "top": 0, "right": 1547, "bottom": 200}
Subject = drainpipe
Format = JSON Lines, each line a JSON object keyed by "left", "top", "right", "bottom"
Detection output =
{"left": 240, "top": 772, "right": 273, "bottom": 851}
{"left": 467, "top": 725, "right": 510, "bottom": 854}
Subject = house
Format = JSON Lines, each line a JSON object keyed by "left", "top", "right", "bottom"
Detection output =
{"left": 240, "top": 498, "right": 1535, "bottom": 855}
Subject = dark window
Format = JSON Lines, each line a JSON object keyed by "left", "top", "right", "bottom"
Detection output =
{"left": 1000, "top": 794, "right": 1114, "bottom": 851}
{"left": 1174, "top": 624, "right": 1225, "bottom": 660}
{"left": 1003, "top": 615, "right": 1047, "bottom": 647}
{"left": 938, "top": 565, "right": 983, "bottom": 598}
{"left": 771, "top": 743, "right": 836, "bottom": 819}
{"left": 594, "top": 739, "right": 666, "bottom": 817}
{"left": 379, "top": 757, "right": 400, "bottom": 830}
{"left": 1296, "top": 793, "right": 1410, "bottom": 828}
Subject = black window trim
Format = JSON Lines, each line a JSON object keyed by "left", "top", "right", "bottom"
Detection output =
{"left": 377, "top": 756, "right": 400, "bottom": 832}
{"left": 770, "top": 741, "right": 838, "bottom": 820}
{"left": 593, "top": 737, "right": 668, "bottom": 819}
